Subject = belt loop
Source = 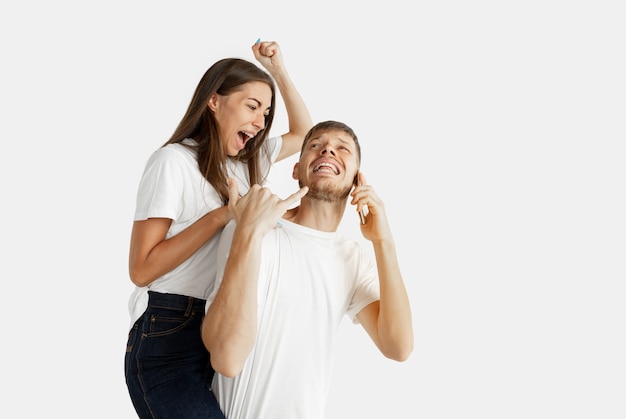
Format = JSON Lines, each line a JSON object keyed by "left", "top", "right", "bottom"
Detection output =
{"left": 185, "top": 296, "right": 194, "bottom": 317}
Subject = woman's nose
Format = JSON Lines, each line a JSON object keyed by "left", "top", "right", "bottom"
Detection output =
{"left": 253, "top": 113, "right": 266, "bottom": 130}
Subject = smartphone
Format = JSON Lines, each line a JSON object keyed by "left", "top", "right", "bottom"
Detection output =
{"left": 354, "top": 172, "right": 366, "bottom": 225}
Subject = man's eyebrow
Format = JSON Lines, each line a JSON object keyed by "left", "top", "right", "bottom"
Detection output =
{"left": 307, "top": 135, "right": 354, "bottom": 150}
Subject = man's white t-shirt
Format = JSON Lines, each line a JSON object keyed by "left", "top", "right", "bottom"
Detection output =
{"left": 207, "top": 218, "right": 380, "bottom": 419}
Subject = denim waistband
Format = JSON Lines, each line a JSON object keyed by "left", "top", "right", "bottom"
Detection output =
{"left": 147, "top": 291, "right": 207, "bottom": 313}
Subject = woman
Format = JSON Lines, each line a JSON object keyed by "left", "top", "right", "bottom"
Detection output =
{"left": 125, "top": 40, "right": 312, "bottom": 418}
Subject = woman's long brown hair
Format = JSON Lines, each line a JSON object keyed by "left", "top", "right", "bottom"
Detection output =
{"left": 164, "top": 58, "right": 276, "bottom": 203}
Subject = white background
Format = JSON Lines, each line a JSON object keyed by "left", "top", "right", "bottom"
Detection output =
{"left": 1, "top": 1, "right": 624, "bottom": 418}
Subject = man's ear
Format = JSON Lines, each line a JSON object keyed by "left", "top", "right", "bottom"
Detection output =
{"left": 207, "top": 94, "right": 219, "bottom": 112}
{"left": 292, "top": 163, "right": 299, "bottom": 180}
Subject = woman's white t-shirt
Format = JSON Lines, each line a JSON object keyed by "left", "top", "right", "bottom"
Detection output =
{"left": 127, "top": 137, "right": 281, "bottom": 330}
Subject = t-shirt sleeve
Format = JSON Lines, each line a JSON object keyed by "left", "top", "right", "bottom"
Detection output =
{"left": 259, "top": 135, "right": 283, "bottom": 177}
{"left": 133, "top": 147, "right": 187, "bottom": 222}
{"left": 346, "top": 250, "right": 380, "bottom": 324}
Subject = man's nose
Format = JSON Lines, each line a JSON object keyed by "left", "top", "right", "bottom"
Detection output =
{"left": 321, "top": 147, "right": 335, "bottom": 156}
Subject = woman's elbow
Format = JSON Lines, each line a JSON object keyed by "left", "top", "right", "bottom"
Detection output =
{"left": 128, "top": 265, "right": 154, "bottom": 287}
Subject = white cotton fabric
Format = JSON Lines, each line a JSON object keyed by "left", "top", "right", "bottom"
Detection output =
{"left": 208, "top": 218, "right": 380, "bottom": 419}
{"left": 127, "top": 137, "right": 281, "bottom": 330}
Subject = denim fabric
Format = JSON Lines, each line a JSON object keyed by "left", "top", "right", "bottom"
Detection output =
{"left": 125, "top": 291, "right": 225, "bottom": 419}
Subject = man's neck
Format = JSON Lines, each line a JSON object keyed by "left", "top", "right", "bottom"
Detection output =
{"left": 283, "top": 200, "right": 347, "bottom": 232}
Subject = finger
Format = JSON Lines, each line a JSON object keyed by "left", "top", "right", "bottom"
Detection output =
{"left": 358, "top": 171, "right": 367, "bottom": 186}
{"left": 264, "top": 44, "right": 277, "bottom": 57}
{"left": 227, "top": 178, "right": 240, "bottom": 204}
{"left": 282, "top": 186, "right": 308, "bottom": 208}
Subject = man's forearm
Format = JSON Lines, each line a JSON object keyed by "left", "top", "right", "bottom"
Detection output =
{"left": 374, "top": 239, "right": 414, "bottom": 362}
{"left": 202, "top": 230, "right": 263, "bottom": 377}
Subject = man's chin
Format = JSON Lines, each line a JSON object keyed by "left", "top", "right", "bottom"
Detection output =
{"left": 306, "top": 185, "right": 352, "bottom": 203}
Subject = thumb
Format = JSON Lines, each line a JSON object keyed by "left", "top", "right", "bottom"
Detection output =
{"left": 227, "top": 178, "right": 240, "bottom": 204}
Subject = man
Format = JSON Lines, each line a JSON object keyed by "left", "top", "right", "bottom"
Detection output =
{"left": 202, "top": 120, "right": 414, "bottom": 419}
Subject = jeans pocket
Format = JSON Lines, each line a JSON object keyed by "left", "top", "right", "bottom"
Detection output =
{"left": 147, "top": 312, "right": 197, "bottom": 337}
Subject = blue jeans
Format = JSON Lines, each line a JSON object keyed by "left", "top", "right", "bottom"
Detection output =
{"left": 125, "top": 291, "right": 225, "bottom": 419}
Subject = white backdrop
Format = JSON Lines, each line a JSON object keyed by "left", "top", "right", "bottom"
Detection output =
{"left": 1, "top": 1, "right": 624, "bottom": 418}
